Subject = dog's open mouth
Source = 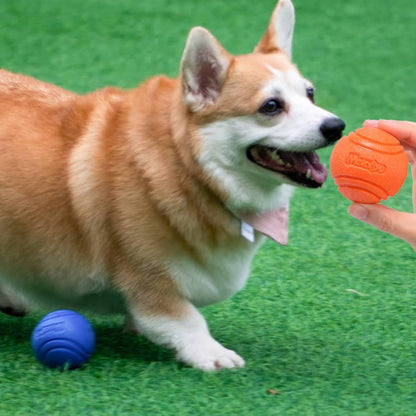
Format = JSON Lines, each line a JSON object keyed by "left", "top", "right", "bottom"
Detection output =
{"left": 247, "top": 145, "right": 327, "bottom": 188}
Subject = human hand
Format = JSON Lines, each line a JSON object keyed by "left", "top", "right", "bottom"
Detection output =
{"left": 348, "top": 120, "right": 416, "bottom": 250}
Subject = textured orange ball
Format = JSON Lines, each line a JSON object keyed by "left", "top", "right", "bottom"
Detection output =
{"left": 330, "top": 127, "right": 408, "bottom": 203}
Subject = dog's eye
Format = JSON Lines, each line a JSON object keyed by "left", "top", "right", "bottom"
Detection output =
{"left": 306, "top": 87, "right": 315, "bottom": 103}
{"left": 259, "top": 99, "right": 284, "bottom": 116}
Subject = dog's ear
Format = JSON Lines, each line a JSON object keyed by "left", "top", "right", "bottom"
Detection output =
{"left": 255, "top": 0, "right": 295, "bottom": 58}
{"left": 180, "top": 27, "right": 232, "bottom": 112}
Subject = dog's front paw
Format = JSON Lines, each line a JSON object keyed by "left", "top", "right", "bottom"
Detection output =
{"left": 177, "top": 339, "right": 245, "bottom": 371}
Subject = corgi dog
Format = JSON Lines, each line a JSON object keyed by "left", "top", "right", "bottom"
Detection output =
{"left": 0, "top": 0, "right": 344, "bottom": 371}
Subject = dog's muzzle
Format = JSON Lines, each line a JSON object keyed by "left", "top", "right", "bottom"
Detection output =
{"left": 247, "top": 117, "right": 345, "bottom": 188}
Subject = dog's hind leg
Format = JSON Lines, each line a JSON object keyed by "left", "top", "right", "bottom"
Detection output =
{"left": 123, "top": 313, "right": 141, "bottom": 334}
{"left": 0, "top": 284, "right": 29, "bottom": 317}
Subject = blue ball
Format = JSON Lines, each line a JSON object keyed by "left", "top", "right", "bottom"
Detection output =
{"left": 31, "top": 310, "right": 95, "bottom": 370}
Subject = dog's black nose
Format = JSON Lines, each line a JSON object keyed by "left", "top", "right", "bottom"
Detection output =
{"left": 320, "top": 117, "right": 346, "bottom": 143}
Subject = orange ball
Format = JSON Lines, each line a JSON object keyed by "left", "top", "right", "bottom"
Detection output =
{"left": 330, "top": 127, "right": 408, "bottom": 203}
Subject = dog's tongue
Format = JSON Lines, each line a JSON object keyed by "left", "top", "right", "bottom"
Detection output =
{"left": 241, "top": 207, "right": 288, "bottom": 245}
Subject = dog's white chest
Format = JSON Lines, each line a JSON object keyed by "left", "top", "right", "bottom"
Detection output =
{"left": 169, "top": 237, "right": 264, "bottom": 307}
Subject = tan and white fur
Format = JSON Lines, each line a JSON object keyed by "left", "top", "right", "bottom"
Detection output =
{"left": 0, "top": 0, "right": 344, "bottom": 371}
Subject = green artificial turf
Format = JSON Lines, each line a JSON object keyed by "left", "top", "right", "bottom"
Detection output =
{"left": 1, "top": 0, "right": 416, "bottom": 415}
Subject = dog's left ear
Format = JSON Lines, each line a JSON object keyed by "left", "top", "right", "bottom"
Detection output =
{"left": 180, "top": 27, "right": 232, "bottom": 112}
{"left": 255, "top": 0, "right": 295, "bottom": 58}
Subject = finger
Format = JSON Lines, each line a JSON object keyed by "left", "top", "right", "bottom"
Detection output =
{"left": 348, "top": 203, "right": 416, "bottom": 246}
{"left": 364, "top": 119, "right": 416, "bottom": 147}
{"left": 365, "top": 118, "right": 416, "bottom": 166}
{"left": 377, "top": 120, "right": 416, "bottom": 147}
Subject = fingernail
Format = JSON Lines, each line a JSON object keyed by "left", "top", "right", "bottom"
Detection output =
{"left": 363, "top": 120, "right": 378, "bottom": 127}
{"left": 348, "top": 204, "right": 368, "bottom": 221}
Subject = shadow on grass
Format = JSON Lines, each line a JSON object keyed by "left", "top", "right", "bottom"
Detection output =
{"left": 1, "top": 311, "right": 348, "bottom": 378}
{"left": 0, "top": 314, "right": 35, "bottom": 346}
{"left": 94, "top": 323, "right": 175, "bottom": 366}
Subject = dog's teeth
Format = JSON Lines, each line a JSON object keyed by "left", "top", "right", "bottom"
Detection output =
{"left": 251, "top": 147, "right": 260, "bottom": 158}
{"left": 306, "top": 169, "right": 312, "bottom": 179}
{"left": 271, "top": 152, "right": 285, "bottom": 165}
{"left": 286, "top": 163, "right": 293, "bottom": 168}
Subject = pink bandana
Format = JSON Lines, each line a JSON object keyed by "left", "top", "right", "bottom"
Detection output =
{"left": 241, "top": 207, "right": 289, "bottom": 245}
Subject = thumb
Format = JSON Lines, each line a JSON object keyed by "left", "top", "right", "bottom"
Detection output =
{"left": 348, "top": 203, "right": 416, "bottom": 247}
